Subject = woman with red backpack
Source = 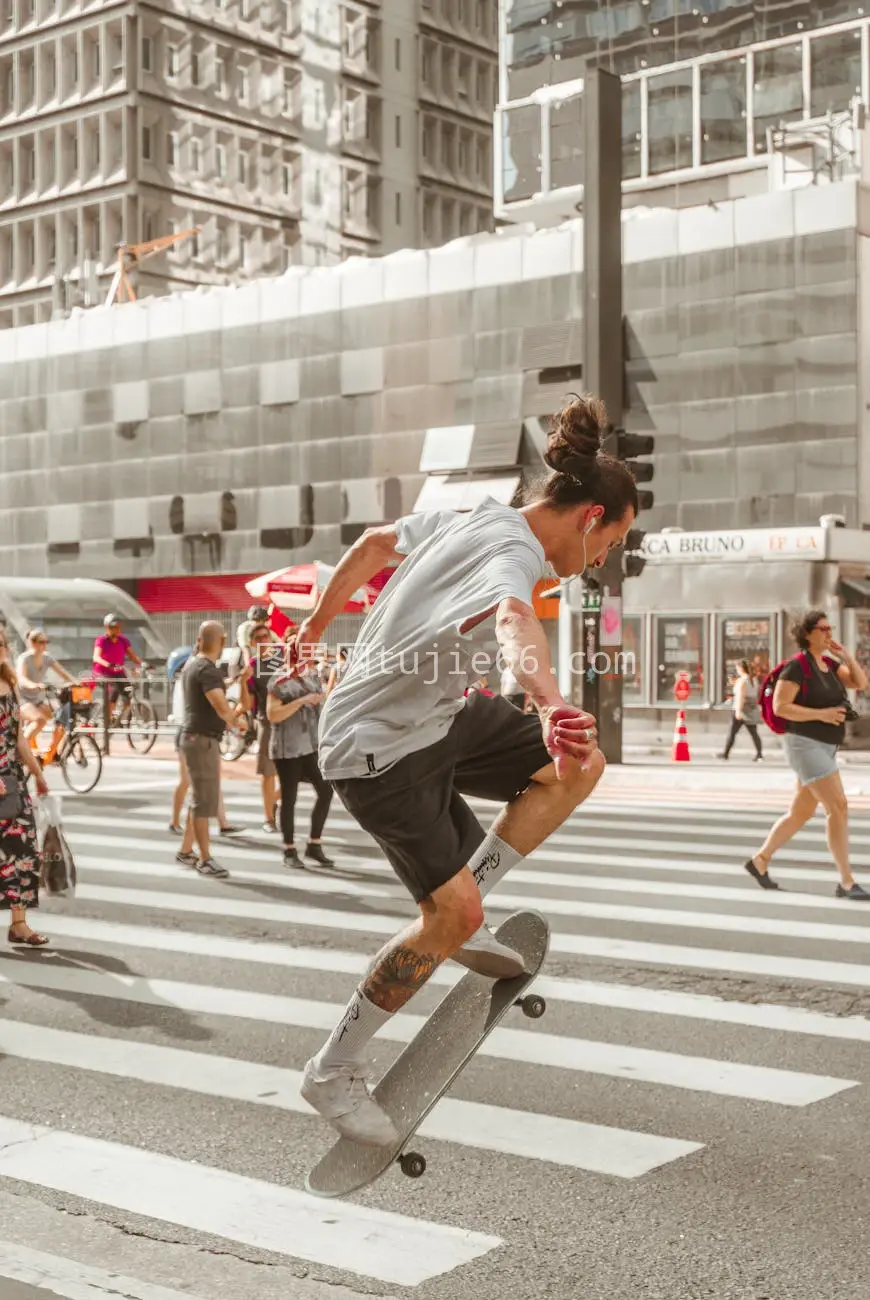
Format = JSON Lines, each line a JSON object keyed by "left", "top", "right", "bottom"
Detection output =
{"left": 745, "top": 610, "right": 869, "bottom": 900}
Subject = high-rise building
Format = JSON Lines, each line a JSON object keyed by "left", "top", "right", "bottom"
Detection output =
{"left": 0, "top": 0, "right": 498, "bottom": 328}
{"left": 497, "top": 2, "right": 869, "bottom": 223}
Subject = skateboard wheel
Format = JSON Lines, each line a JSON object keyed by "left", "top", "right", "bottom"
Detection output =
{"left": 520, "top": 994, "right": 546, "bottom": 1019}
{"left": 399, "top": 1152, "right": 427, "bottom": 1179}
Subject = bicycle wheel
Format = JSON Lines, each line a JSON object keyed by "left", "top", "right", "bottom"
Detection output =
{"left": 60, "top": 732, "right": 102, "bottom": 794}
{"left": 126, "top": 699, "right": 158, "bottom": 754}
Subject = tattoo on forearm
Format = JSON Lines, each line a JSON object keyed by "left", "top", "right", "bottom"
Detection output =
{"left": 362, "top": 945, "right": 441, "bottom": 1012}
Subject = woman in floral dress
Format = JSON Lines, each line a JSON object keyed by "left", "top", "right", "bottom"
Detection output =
{"left": 0, "top": 629, "right": 50, "bottom": 945}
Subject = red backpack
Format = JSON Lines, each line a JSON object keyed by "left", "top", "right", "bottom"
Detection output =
{"left": 759, "top": 653, "right": 838, "bottom": 734}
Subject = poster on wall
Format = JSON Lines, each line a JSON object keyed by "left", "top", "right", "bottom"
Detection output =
{"left": 720, "top": 617, "right": 772, "bottom": 700}
{"left": 656, "top": 616, "right": 705, "bottom": 704}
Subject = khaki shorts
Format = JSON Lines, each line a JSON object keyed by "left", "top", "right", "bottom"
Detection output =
{"left": 180, "top": 732, "right": 221, "bottom": 819}
{"left": 256, "top": 718, "right": 276, "bottom": 777}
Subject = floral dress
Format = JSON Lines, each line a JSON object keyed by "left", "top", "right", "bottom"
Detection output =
{"left": 0, "top": 690, "right": 40, "bottom": 910}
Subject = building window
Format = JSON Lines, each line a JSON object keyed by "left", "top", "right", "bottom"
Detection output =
{"left": 167, "top": 130, "right": 177, "bottom": 165}
{"left": 810, "top": 29, "right": 863, "bottom": 119}
{"left": 166, "top": 45, "right": 178, "bottom": 78}
{"left": 647, "top": 68, "right": 693, "bottom": 175}
{"left": 239, "top": 233, "right": 247, "bottom": 266}
{"left": 215, "top": 57, "right": 227, "bottom": 96}
{"left": 457, "top": 54, "right": 470, "bottom": 101}
{"left": 622, "top": 79, "right": 642, "bottom": 179}
{"left": 422, "top": 193, "right": 436, "bottom": 240}
{"left": 422, "top": 40, "right": 435, "bottom": 90}
{"left": 143, "top": 210, "right": 154, "bottom": 242}
{"left": 501, "top": 102, "right": 540, "bottom": 202}
{"left": 441, "top": 122, "right": 455, "bottom": 170}
{"left": 218, "top": 225, "right": 229, "bottom": 262}
{"left": 190, "top": 50, "right": 200, "bottom": 86}
{"left": 190, "top": 137, "right": 202, "bottom": 173}
{"left": 395, "top": 114, "right": 401, "bottom": 148}
{"left": 23, "top": 0, "right": 34, "bottom": 22}
{"left": 457, "top": 130, "right": 468, "bottom": 176}
{"left": 475, "top": 133, "right": 488, "bottom": 180}
{"left": 22, "top": 141, "right": 34, "bottom": 187}
{"left": 141, "top": 125, "right": 151, "bottom": 160}
{"left": 394, "top": 36, "right": 400, "bottom": 70}
{"left": 141, "top": 36, "right": 152, "bottom": 72}
{"left": 216, "top": 142, "right": 227, "bottom": 178}
{"left": 283, "top": 65, "right": 297, "bottom": 115}
{"left": 238, "top": 151, "right": 249, "bottom": 185}
{"left": 395, "top": 189, "right": 401, "bottom": 224}
{"left": 422, "top": 117, "right": 435, "bottom": 162}
{"left": 549, "top": 93, "right": 583, "bottom": 190}
{"left": 45, "top": 50, "right": 56, "bottom": 98}
{"left": 238, "top": 66, "right": 249, "bottom": 104}
{"left": 700, "top": 58, "right": 747, "bottom": 166}
{"left": 753, "top": 43, "right": 803, "bottom": 153}
{"left": 476, "top": 61, "right": 488, "bottom": 106}
{"left": 92, "top": 42, "right": 100, "bottom": 81}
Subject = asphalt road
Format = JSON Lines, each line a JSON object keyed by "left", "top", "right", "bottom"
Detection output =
{"left": 2, "top": 756, "right": 870, "bottom": 1300}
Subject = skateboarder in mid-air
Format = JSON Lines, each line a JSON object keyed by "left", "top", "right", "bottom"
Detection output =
{"left": 297, "top": 395, "right": 639, "bottom": 1147}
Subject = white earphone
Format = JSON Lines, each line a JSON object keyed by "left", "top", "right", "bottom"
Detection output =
{"left": 583, "top": 518, "right": 596, "bottom": 536}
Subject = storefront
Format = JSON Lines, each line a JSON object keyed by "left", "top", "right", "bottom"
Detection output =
{"left": 560, "top": 522, "right": 870, "bottom": 739}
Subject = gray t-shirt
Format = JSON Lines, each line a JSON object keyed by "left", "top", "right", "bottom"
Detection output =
{"left": 318, "top": 498, "right": 547, "bottom": 780}
{"left": 16, "top": 650, "right": 59, "bottom": 704}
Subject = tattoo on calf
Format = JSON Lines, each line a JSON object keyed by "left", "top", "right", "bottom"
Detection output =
{"left": 363, "top": 945, "right": 441, "bottom": 1012}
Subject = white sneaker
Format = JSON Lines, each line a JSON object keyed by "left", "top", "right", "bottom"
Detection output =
{"left": 301, "top": 1060, "right": 399, "bottom": 1148}
{"left": 453, "top": 925, "right": 526, "bottom": 980}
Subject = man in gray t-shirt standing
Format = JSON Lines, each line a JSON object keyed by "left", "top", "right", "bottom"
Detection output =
{"left": 294, "top": 395, "right": 638, "bottom": 1147}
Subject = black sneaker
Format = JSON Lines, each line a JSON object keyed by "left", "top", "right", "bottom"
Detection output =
{"left": 743, "top": 858, "right": 781, "bottom": 890}
{"left": 306, "top": 843, "right": 334, "bottom": 867}
{"left": 283, "top": 848, "right": 304, "bottom": 870}
{"left": 175, "top": 850, "right": 198, "bottom": 868}
{"left": 195, "top": 858, "right": 230, "bottom": 879}
{"left": 836, "top": 883, "right": 870, "bottom": 901}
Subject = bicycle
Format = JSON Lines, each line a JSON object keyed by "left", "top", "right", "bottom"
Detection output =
{"left": 90, "top": 666, "right": 159, "bottom": 754}
{"left": 35, "top": 685, "right": 103, "bottom": 794}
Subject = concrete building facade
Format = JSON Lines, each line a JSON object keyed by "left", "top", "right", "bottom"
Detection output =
{"left": 0, "top": 0, "right": 498, "bottom": 328}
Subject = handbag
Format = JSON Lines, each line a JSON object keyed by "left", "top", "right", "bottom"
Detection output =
{"left": 0, "top": 771, "right": 22, "bottom": 820}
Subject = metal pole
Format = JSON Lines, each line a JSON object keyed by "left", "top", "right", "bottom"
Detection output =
{"left": 101, "top": 681, "right": 111, "bottom": 756}
{"left": 582, "top": 66, "right": 624, "bottom": 763}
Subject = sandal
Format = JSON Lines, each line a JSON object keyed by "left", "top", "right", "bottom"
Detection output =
{"left": 8, "top": 925, "right": 50, "bottom": 947}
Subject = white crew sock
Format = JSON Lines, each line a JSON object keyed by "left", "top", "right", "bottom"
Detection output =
{"left": 467, "top": 832, "right": 524, "bottom": 901}
{"left": 312, "top": 985, "right": 393, "bottom": 1078}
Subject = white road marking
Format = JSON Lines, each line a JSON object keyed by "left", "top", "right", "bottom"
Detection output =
{"left": 36, "top": 913, "right": 870, "bottom": 1042}
{"left": 0, "top": 1243, "right": 207, "bottom": 1300}
{"left": 0, "top": 961, "right": 854, "bottom": 1105}
{"left": 0, "top": 1026, "right": 702, "bottom": 1179}
{"left": 71, "top": 849, "right": 868, "bottom": 914}
{"left": 0, "top": 1115, "right": 501, "bottom": 1287}
{"left": 70, "top": 881, "right": 870, "bottom": 947}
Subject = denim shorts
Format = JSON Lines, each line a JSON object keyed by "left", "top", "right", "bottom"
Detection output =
{"left": 783, "top": 733, "right": 839, "bottom": 786}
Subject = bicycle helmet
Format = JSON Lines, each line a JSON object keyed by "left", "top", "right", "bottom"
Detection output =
{"left": 103, "top": 613, "right": 122, "bottom": 628}
{"left": 167, "top": 645, "right": 193, "bottom": 682}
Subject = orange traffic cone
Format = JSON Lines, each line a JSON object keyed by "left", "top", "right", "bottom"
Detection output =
{"left": 672, "top": 709, "right": 691, "bottom": 762}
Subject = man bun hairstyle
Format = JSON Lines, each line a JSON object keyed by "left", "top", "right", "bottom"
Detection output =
{"left": 539, "top": 394, "right": 639, "bottom": 524}
{"left": 791, "top": 609, "right": 827, "bottom": 651}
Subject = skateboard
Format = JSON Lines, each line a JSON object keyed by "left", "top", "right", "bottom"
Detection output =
{"left": 305, "top": 910, "right": 550, "bottom": 1198}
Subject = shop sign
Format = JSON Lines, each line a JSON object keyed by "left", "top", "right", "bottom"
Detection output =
{"left": 640, "top": 527, "right": 824, "bottom": 563}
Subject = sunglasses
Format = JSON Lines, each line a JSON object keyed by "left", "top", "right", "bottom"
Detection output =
{"left": 814, "top": 624, "right": 833, "bottom": 634}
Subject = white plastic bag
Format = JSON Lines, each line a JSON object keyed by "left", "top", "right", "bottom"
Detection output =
{"left": 35, "top": 795, "right": 76, "bottom": 897}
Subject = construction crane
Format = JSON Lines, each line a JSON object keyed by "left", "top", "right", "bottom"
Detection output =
{"left": 105, "top": 226, "right": 200, "bottom": 306}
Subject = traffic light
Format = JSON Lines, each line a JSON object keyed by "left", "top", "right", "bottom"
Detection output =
{"left": 624, "top": 527, "right": 646, "bottom": 579}
{"left": 614, "top": 428, "right": 654, "bottom": 512}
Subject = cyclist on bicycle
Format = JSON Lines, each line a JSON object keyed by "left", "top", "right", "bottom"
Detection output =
{"left": 16, "top": 628, "right": 76, "bottom": 749}
{"left": 93, "top": 614, "right": 141, "bottom": 720}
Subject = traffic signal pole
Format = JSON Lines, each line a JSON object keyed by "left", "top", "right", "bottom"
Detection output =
{"left": 581, "top": 67, "right": 624, "bottom": 763}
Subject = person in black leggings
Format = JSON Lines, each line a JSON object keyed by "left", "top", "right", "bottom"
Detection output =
{"left": 720, "top": 659, "right": 763, "bottom": 761}
{"left": 266, "top": 639, "right": 334, "bottom": 870}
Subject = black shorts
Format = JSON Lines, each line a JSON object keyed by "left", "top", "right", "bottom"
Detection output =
{"left": 331, "top": 691, "right": 551, "bottom": 903}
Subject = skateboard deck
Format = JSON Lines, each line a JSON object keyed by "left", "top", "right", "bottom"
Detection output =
{"left": 305, "top": 910, "right": 550, "bottom": 1198}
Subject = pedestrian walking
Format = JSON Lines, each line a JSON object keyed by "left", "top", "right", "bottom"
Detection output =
{"left": 0, "top": 629, "right": 51, "bottom": 946}
{"left": 719, "top": 660, "right": 763, "bottom": 761}
{"left": 166, "top": 647, "right": 241, "bottom": 838}
{"left": 295, "top": 392, "right": 635, "bottom": 1143}
{"left": 267, "top": 635, "right": 334, "bottom": 870}
{"left": 176, "top": 622, "right": 243, "bottom": 878}
{"left": 241, "top": 626, "right": 284, "bottom": 832}
{"left": 746, "top": 610, "right": 870, "bottom": 900}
